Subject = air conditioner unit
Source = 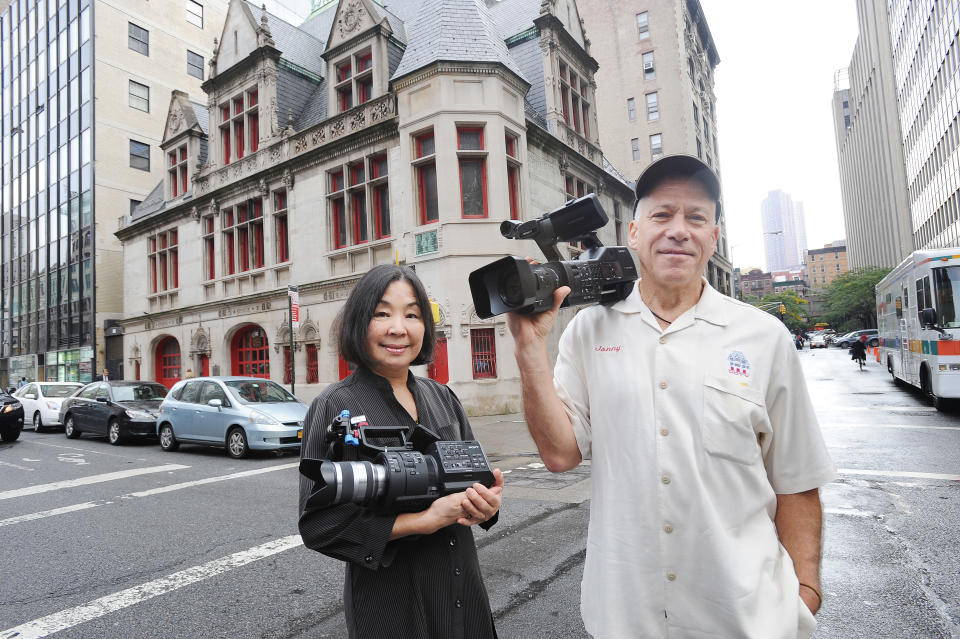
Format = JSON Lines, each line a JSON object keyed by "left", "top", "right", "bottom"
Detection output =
{"left": 643, "top": 61, "right": 654, "bottom": 71}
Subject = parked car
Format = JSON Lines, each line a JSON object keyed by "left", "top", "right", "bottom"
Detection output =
{"left": 809, "top": 334, "right": 828, "bottom": 349}
{"left": 60, "top": 381, "right": 168, "bottom": 444}
{"left": 14, "top": 382, "right": 84, "bottom": 431}
{"left": 833, "top": 329, "right": 879, "bottom": 348}
{"left": 157, "top": 377, "right": 306, "bottom": 459}
{"left": 0, "top": 391, "right": 24, "bottom": 442}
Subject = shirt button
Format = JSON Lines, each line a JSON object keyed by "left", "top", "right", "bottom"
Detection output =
{"left": 661, "top": 475, "right": 671, "bottom": 485}
{"left": 664, "top": 524, "right": 674, "bottom": 533}
{"left": 667, "top": 572, "right": 677, "bottom": 581}
{"left": 658, "top": 336, "right": 666, "bottom": 344}
{"left": 364, "top": 555, "right": 373, "bottom": 563}
{"left": 449, "top": 537, "right": 457, "bottom": 547}
{"left": 455, "top": 599, "right": 463, "bottom": 608}
{"left": 454, "top": 567, "right": 462, "bottom": 576}
{"left": 660, "top": 428, "right": 669, "bottom": 436}
{"left": 659, "top": 381, "right": 668, "bottom": 389}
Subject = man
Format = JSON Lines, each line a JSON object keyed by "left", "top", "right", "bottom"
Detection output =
{"left": 17, "top": 377, "right": 27, "bottom": 389}
{"left": 507, "top": 155, "right": 835, "bottom": 639}
{"left": 95, "top": 369, "right": 110, "bottom": 382}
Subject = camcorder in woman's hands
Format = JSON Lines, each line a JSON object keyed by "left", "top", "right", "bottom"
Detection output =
{"left": 299, "top": 411, "right": 495, "bottom": 513}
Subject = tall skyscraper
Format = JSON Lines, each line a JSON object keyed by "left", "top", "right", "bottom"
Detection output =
{"left": 578, "top": 0, "right": 733, "bottom": 296}
{"left": 761, "top": 189, "right": 807, "bottom": 271}
{"left": 0, "top": 0, "right": 225, "bottom": 386}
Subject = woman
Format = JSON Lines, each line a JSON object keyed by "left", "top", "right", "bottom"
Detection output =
{"left": 850, "top": 333, "right": 867, "bottom": 370}
{"left": 298, "top": 265, "right": 504, "bottom": 639}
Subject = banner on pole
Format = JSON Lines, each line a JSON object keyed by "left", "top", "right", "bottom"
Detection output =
{"left": 288, "top": 285, "right": 300, "bottom": 328}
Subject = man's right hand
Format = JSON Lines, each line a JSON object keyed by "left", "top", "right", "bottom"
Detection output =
{"left": 506, "top": 286, "right": 571, "bottom": 348}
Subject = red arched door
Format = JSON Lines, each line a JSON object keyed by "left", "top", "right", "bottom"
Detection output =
{"left": 155, "top": 337, "right": 181, "bottom": 389}
{"left": 232, "top": 326, "right": 270, "bottom": 378}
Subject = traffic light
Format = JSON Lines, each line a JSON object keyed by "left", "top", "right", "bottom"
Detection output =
{"left": 779, "top": 304, "right": 786, "bottom": 315}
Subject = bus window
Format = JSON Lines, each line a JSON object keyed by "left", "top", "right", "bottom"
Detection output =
{"left": 933, "top": 266, "right": 960, "bottom": 327}
{"left": 916, "top": 276, "right": 933, "bottom": 324}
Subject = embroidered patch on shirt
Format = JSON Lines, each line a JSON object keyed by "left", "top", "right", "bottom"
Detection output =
{"left": 594, "top": 345, "right": 622, "bottom": 353}
{"left": 727, "top": 350, "right": 750, "bottom": 378}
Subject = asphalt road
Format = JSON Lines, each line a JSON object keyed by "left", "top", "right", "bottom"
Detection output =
{"left": 0, "top": 345, "right": 958, "bottom": 638}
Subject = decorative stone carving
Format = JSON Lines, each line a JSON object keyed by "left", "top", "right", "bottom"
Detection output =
{"left": 339, "top": 0, "right": 364, "bottom": 37}
{"left": 264, "top": 97, "right": 278, "bottom": 137}
{"left": 189, "top": 327, "right": 211, "bottom": 356}
{"left": 330, "top": 119, "right": 345, "bottom": 138}
{"left": 167, "top": 103, "right": 185, "bottom": 136}
{"left": 294, "top": 136, "right": 308, "bottom": 154}
{"left": 258, "top": 178, "right": 268, "bottom": 196}
{"left": 257, "top": 4, "right": 275, "bottom": 48}
{"left": 209, "top": 198, "right": 218, "bottom": 214}
{"left": 371, "top": 99, "right": 391, "bottom": 121}
{"left": 281, "top": 168, "right": 294, "bottom": 190}
{"left": 190, "top": 206, "right": 199, "bottom": 221}
{"left": 558, "top": 153, "right": 569, "bottom": 176}
{"left": 350, "top": 109, "right": 366, "bottom": 131}
{"left": 312, "top": 127, "right": 326, "bottom": 146}
{"left": 539, "top": 0, "right": 555, "bottom": 15}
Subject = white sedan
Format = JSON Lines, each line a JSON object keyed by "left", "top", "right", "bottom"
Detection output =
{"left": 15, "top": 382, "right": 84, "bottom": 431}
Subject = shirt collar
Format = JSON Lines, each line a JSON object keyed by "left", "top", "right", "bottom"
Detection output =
{"left": 611, "top": 278, "right": 730, "bottom": 327}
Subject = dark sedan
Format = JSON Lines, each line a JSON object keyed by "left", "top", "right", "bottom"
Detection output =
{"left": 0, "top": 391, "right": 24, "bottom": 442}
{"left": 60, "top": 381, "right": 168, "bottom": 445}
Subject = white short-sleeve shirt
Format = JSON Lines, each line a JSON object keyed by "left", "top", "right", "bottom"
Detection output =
{"left": 554, "top": 282, "right": 836, "bottom": 639}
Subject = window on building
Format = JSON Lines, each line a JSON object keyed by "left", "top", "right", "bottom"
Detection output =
{"left": 128, "top": 23, "right": 149, "bottom": 56}
{"left": 220, "top": 88, "right": 259, "bottom": 164}
{"left": 642, "top": 51, "right": 655, "bottom": 80}
{"left": 334, "top": 48, "right": 373, "bottom": 113}
{"left": 693, "top": 102, "right": 699, "bottom": 130}
{"left": 222, "top": 199, "right": 264, "bottom": 274}
{"left": 636, "top": 12, "right": 649, "bottom": 39}
{"left": 185, "top": 0, "right": 203, "bottom": 28}
{"left": 130, "top": 199, "right": 142, "bottom": 214}
{"left": 129, "top": 80, "right": 149, "bottom": 112}
{"left": 505, "top": 133, "right": 521, "bottom": 220}
{"left": 129, "top": 140, "right": 150, "bottom": 171}
{"left": 614, "top": 201, "right": 623, "bottom": 244}
{"left": 646, "top": 92, "right": 659, "bottom": 121}
{"left": 167, "top": 144, "right": 188, "bottom": 198}
{"left": 148, "top": 229, "right": 179, "bottom": 293}
{"left": 203, "top": 215, "right": 215, "bottom": 280}
{"left": 274, "top": 189, "right": 289, "bottom": 263}
{"left": 457, "top": 127, "right": 487, "bottom": 218}
{"left": 688, "top": 57, "right": 695, "bottom": 80}
{"left": 696, "top": 137, "right": 702, "bottom": 158}
{"left": 627, "top": 97, "right": 636, "bottom": 122}
{"left": 631, "top": 138, "right": 640, "bottom": 162}
{"left": 471, "top": 328, "right": 496, "bottom": 379}
{"left": 187, "top": 50, "right": 204, "bottom": 79}
{"left": 649, "top": 133, "right": 663, "bottom": 159}
{"left": 558, "top": 60, "right": 590, "bottom": 137}
{"left": 328, "top": 152, "right": 391, "bottom": 247}
{"left": 414, "top": 131, "right": 438, "bottom": 224}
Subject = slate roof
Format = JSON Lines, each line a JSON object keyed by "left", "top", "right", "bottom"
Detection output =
{"left": 246, "top": 2, "right": 326, "bottom": 78}
{"left": 391, "top": 0, "right": 526, "bottom": 82}
{"left": 191, "top": 101, "right": 209, "bottom": 135}
{"left": 295, "top": 81, "right": 328, "bottom": 131}
{"left": 131, "top": 181, "right": 166, "bottom": 221}
{"left": 487, "top": 0, "right": 540, "bottom": 40}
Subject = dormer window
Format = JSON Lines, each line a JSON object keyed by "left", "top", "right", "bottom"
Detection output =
{"left": 168, "top": 144, "right": 188, "bottom": 198}
{"left": 558, "top": 60, "right": 590, "bottom": 138}
{"left": 220, "top": 88, "right": 259, "bottom": 165}
{"left": 334, "top": 48, "right": 374, "bottom": 114}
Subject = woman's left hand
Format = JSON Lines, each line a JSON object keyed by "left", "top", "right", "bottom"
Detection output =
{"left": 457, "top": 469, "right": 504, "bottom": 526}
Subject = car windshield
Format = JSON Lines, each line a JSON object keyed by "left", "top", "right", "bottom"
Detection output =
{"left": 225, "top": 380, "right": 297, "bottom": 404}
{"left": 113, "top": 384, "right": 168, "bottom": 402}
{"left": 40, "top": 384, "right": 82, "bottom": 397}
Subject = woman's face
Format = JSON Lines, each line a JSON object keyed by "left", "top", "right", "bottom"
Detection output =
{"left": 365, "top": 279, "right": 425, "bottom": 378}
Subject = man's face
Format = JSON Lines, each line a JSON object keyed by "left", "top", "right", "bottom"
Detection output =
{"left": 628, "top": 177, "right": 719, "bottom": 293}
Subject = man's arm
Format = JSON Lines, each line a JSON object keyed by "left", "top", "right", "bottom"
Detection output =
{"left": 507, "top": 287, "right": 582, "bottom": 473}
{"left": 775, "top": 488, "right": 824, "bottom": 614}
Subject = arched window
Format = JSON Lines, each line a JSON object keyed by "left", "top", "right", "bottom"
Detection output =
{"left": 231, "top": 326, "right": 270, "bottom": 378}
{"left": 155, "top": 337, "right": 181, "bottom": 388}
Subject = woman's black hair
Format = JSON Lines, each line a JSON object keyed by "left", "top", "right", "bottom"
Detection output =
{"left": 333, "top": 264, "right": 436, "bottom": 370}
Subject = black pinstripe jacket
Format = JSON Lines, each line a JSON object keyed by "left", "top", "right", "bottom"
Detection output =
{"left": 298, "top": 366, "right": 498, "bottom": 639}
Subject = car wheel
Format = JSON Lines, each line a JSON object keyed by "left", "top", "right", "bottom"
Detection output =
{"left": 0, "top": 425, "right": 20, "bottom": 442}
{"left": 107, "top": 420, "right": 123, "bottom": 445}
{"left": 159, "top": 424, "right": 180, "bottom": 451}
{"left": 33, "top": 412, "right": 43, "bottom": 432}
{"left": 226, "top": 427, "right": 249, "bottom": 459}
{"left": 64, "top": 415, "right": 81, "bottom": 439}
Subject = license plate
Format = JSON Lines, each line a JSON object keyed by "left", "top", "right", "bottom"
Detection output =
{"left": 297, "top": 429, "right": 303, "bottom": 440}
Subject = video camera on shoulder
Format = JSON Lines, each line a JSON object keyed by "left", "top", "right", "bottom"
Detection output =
{"left": 468, "top": 193, "right": 638, "bottom": 318}
{"left": 299, "top": 410, "right": 495, "bottom": 514}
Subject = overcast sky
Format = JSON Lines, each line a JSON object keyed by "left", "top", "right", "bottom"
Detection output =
{"left": 699, "top": 0, "right": 861, "bottom": 271}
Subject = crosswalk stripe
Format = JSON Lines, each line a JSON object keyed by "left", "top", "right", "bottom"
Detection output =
{"left": 0, "top": 464, "right": 189, "bottom": 501}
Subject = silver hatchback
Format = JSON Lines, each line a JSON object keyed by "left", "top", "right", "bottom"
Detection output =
{"left": 157, "top": 377, "right": 306, "bottom": 458}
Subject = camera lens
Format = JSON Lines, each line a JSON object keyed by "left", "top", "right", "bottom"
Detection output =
{"left": 499, "top": 271, "right": 525, "bottom": 307}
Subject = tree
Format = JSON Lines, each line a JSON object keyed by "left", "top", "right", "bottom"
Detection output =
{"left": 755, "top": 291, "right": 808, "bottom": 332}
{"left": 821, "top": 267, "right": 891, "bottom": 331}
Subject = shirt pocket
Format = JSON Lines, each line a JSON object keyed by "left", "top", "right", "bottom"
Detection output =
{"left": 702, "top": 375, "right": 764, "bottom": 465}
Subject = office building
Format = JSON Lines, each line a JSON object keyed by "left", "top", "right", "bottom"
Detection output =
{"left": 577, "top": 0, "right": 733, "bottom": 295}
{"left": 808, "top": 242, "right": 849, "bottom": 290}
{"left": 0, "top": 0, "right": 225, "bottom": 386}
{"left": 114, "top": 0, "right": 635, "bottom": 412}
{"left": 761, "top": 189, "right": 808, "bottom": 271}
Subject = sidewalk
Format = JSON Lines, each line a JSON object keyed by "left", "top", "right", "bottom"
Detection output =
{"left": 469, "top": 412, "right": 540, "bottom": 458}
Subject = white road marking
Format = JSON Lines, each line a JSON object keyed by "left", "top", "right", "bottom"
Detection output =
{"left": 838, "top": 468, "right": 960, "bottom": 481}
{"left": 0, "top": 464, "right": 189, "bottom": 501}
{"left": 0, "top": 534, "right": 303, "bottom": 639}
{"left": 824, "top": 507, "right": 876, "bottom": 518}
{"left": 23, "top": 439, "right": 148, "bottom": 460}
{"left": 0, "top": 501, "right": 104, "bottom": 527}
{"left": 824, "top": 422, "right": 960, "bottom": 432}
{"left": 0, "top": 460, "right": 34, "bottom": 471}
{"left": 0, "top": 462, "right": 299, "bottom": 527}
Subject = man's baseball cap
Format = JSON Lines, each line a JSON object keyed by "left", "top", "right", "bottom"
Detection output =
{"left": 634, "top": 154, "right": 722, "bottom": 222}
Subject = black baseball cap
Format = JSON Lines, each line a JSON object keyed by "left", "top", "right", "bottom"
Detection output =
{"left": 634, "top": 154, "right": 722, "bottom": 222}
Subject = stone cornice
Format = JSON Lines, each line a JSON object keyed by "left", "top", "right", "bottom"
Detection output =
{"left": 534, "top": 14, "right": 598, "bottom": 73}
{"left": 391, "top": 61, "right": 530, "bottom": 95}
{"left": 201, "top": 46, "right": 281, "bottom": 96}
{"left": 323, "top": 23, "right": 385, "bottom": 61}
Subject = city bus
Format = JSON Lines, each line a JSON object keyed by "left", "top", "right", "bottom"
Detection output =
{"left": 876, "top": 248, "right": 960, "bottom": 409}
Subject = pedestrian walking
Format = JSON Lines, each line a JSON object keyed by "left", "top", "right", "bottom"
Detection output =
{"left": 16, "top": 377, "right": 27, "bottom": 389}
{"left": 851, "top": 334, "right": 867, "bottom": 370}
{"left": 507, "top": 155, "right": 836, "bottom": 638}
{"left": 299, "top": 265, "right": 504, "bottom": 639}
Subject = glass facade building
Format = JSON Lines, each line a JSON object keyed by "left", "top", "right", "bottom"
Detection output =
{"left": 1, "top": 0, "right": 95, "bottom": 386}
